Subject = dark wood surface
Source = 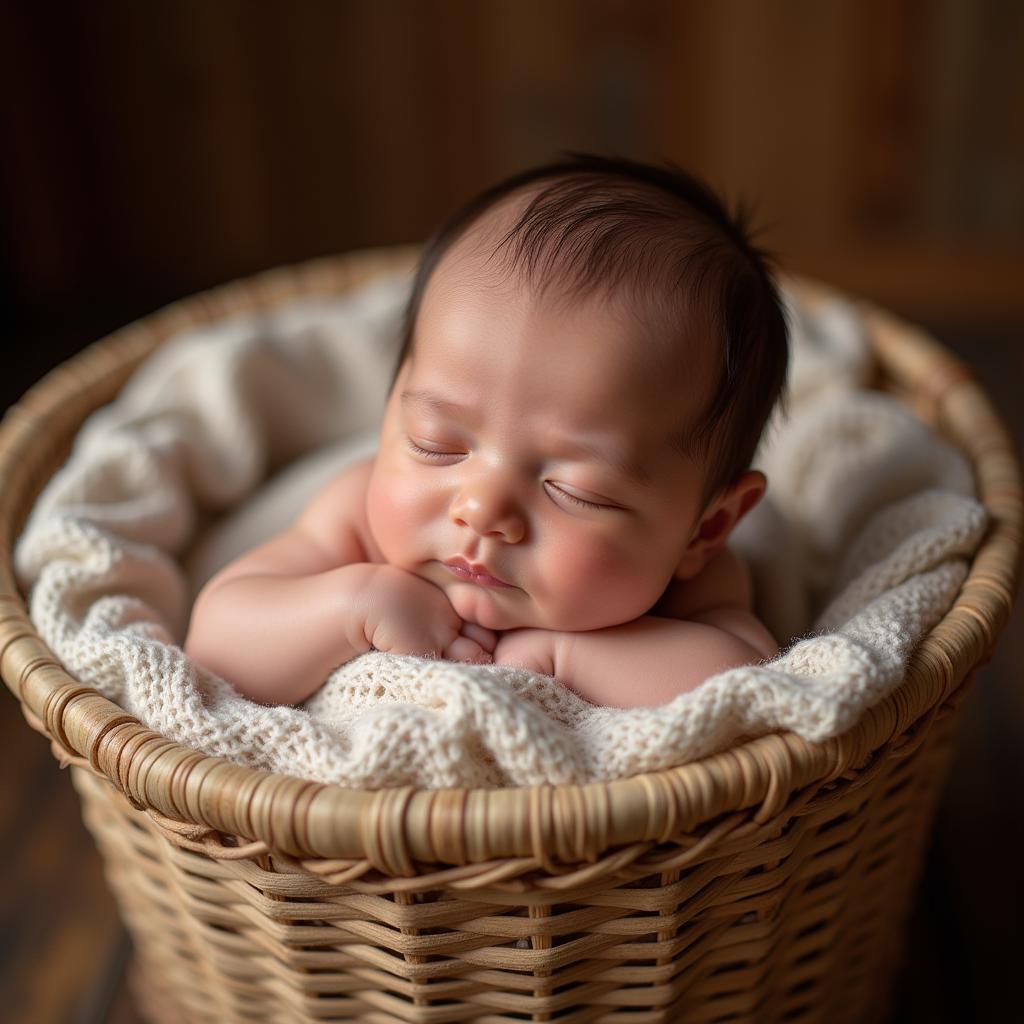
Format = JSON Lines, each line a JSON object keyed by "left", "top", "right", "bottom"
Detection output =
{"left": 0, "top": 322, "right": 1020, "bottom": 1023}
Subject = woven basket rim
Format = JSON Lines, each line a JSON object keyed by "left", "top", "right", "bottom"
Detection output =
{"left": 1, "top": 246, "right": 1021, "bottom": 873}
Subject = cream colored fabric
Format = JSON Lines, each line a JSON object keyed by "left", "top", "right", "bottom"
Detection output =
{"left": 14, "top": 271, "right": 987, "bottom": 787}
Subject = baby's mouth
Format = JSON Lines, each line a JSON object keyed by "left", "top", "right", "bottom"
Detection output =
{"left": 441, "top": 557, "right": 516, "bottom": 589}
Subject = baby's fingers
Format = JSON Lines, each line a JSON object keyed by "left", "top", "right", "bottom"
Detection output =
{"left": 460, "top": 622, "right": 498, "bottom": 654}
{"left": 443, "top": 636, "right": 493, "bottom": 665}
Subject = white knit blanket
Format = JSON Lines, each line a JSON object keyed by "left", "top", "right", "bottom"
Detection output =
{"left": 14, "top": 271, "right": 987, "bottom": 787}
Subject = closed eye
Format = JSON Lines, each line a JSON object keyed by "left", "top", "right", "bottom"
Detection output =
{"left": 544, "top": 481, "right": 621, "bottom": 512}
{"left": 405, "top": 437, "right": 464, "bottom": 461}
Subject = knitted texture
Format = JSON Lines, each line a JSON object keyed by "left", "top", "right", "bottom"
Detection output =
{"left": 13, "top": 274, "right": 987, "bottom": 787}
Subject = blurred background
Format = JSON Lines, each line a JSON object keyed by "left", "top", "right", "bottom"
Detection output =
{"left": 1, "top": 1, "right": 1021, "bottom": 1021}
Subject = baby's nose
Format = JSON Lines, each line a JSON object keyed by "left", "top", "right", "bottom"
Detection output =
{"left": 449, "top": 481, "right": 526, "bottom": 543}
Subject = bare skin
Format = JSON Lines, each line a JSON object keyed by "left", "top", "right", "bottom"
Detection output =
{"left": 185, "top": 456, "right": 776, "bottom": 706}
{"left": 185, "top": 193, "right": 779, "bottom": 708}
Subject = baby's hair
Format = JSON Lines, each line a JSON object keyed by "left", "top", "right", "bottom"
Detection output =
{"left": 395, "top": 153, "right": 789, "bottom": 507}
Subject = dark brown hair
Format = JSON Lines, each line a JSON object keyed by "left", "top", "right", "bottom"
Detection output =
{"left": 395, "top": 153, "right": 789, "bottom": 506}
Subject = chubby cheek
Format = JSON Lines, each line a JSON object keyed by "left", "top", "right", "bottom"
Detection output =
{"left": 540, "top": 531, "right": 668, "bottom": 631}
{"left": 365, "top": 462, "right": 442, "bottom": 569}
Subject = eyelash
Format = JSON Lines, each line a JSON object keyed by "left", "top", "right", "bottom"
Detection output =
{"left": 405, "top": 437, "right": 618, "bottom": 511}
{"left": 405, "top": 438, "right": 461, "bottom": 461}
{"left": 545, "top": 482, "right": 612, "bottom": 511}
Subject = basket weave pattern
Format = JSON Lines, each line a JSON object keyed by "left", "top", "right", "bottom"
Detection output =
{"left": 70, "top": 699, "right": 961, "bottom": 1023}
{"left": 1, "top": 250, "right": 1020, "bottom": 1023}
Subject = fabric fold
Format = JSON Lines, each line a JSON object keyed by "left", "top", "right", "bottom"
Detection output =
{"left": 14, "top": 272, "right": 987, "bottom": 787}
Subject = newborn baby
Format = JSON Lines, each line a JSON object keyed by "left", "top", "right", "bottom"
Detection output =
{"left": 185, "top": 154, "right": 788, "bottom": 708}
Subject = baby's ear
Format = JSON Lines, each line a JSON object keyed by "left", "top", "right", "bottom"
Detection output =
{"left": 674, "top": 470, "right": 766, "bottom": 579}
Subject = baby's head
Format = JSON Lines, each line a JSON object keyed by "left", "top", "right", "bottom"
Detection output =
{"left": 366, "top": 154, "right": 788, "bottom": 633}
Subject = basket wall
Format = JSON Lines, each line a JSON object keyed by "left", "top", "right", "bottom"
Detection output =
{"left": 73, "top": 680, "right": 966, "bottom": 1024}
{"left": 2, "top": 251, "right": 1019, "bottom": 1024}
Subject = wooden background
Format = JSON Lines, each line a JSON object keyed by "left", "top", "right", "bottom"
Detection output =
{"left": 1, "top": 1, "right": 1021, "bottom": 1021}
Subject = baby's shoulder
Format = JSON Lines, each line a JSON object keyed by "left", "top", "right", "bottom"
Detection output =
{"left": 297, "top": 455, "right": 381, "bottom": 563}
{"left": 656, "top": 549, "right": 777, "bottom": 659}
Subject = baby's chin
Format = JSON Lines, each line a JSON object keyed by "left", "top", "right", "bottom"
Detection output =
{"left": 445, "top": 583, "right": 530, "bottom": 632}
{"left": 444, "top": 582, "right": 607, "bottom": 634}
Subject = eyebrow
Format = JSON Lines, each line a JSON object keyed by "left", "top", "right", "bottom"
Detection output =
{"left": 400, "top": 388, "right": 652, "bottom": 487}
{"left": 557, "top": 438, "right": 653, "bottom": 487}
{"left": 401, "top": 389, "right": 472, "bottom": 419}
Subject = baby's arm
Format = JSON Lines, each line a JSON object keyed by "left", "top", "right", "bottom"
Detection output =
{"left": 493, "top": 548, "right": 777, "bottom": 708}
{"left": 495, "top": 614, "right": 773, "bottom": 708}
{"left": 184, "top": 463, "right": 492, "bottom": 705}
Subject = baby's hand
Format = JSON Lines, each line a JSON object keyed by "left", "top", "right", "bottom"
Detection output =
{"left": 493, "top": 628, "right": 560, "bottom": 676}
{"left": 442, "top": 622, "right": 498, "bottom": 665}
{"left": 359, "top": 565, "right": 495, "bottom": 664}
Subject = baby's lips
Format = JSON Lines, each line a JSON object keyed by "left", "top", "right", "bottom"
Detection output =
{"left": 443, "top": 557, "right": 515, "bottom": 588}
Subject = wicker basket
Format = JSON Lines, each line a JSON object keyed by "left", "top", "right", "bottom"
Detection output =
{"left": 1, "top": 248, "right": 1020, "bottom": 1024}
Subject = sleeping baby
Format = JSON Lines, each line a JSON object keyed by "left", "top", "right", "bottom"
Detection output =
{"left": 184, "top": 154, "right": 788, "bottom": 708}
